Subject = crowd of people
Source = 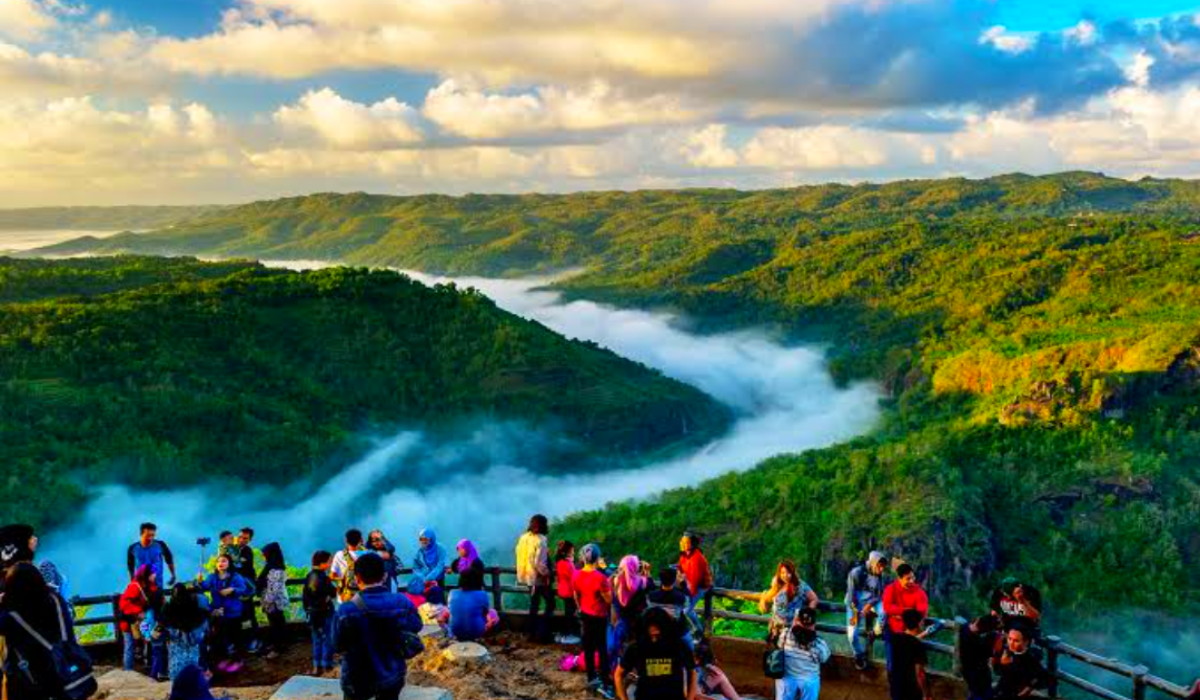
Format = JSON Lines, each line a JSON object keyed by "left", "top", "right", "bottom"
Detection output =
{"left": 2, "top": 520, "right": 1199, "bottom": 700}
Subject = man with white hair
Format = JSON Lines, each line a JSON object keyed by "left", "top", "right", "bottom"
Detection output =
{"left": 846, "top": 550, "right": 888, "bottom": 670}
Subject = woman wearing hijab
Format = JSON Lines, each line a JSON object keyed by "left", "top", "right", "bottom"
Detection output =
{"left": 450, "top": 539, "right": 485, "bottom": 580}
{"left": 257, "top": 542, "right": 290, "bottom": 657}
{"left": 160, "top": 583, "right": 210, "bottom": 681}
{"left": 0, "top": 562, "right": 97, "bottom": 700}
{"left": 609, "top": 555, "right": 649, "bottom": 669}
{"left": 411, "top": 528, "right": 447, "bottom": 589}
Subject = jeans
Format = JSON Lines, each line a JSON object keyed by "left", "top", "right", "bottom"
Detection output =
{"left": 122, "top": 631, "right": 138, "bottom": 671}
{"left": 311, "top": 615, "right": 335, "bottom": 669}
{"left": 685, "top": 586, "right": 710, "bottom": 634}
{"left": 847, "top": 604, "right": 879, "bottom": 658}
{"left": 776, "top": 674, "right": 821, "bottom": 700}
{"left": 527, "top": 583, "right": 556, "bottom": 643}
{"left": 149, "top": 639, "right": 167, "bottom": 679}
{"left": 580, "top": 613, "right": 611, "bottom": 685}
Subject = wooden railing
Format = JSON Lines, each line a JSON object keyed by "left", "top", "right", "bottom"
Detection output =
{"left": 69, "top": 572, "right": 1193, "bottom": 700}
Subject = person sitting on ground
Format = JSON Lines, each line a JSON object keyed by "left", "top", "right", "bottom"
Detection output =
{"left": 882, "top": 563, "right": 929, "bottom": 671}
{"left": 991, "top": 623, "right": 1047, "bottom": 700}
{"left": 159, "top": 582, "right": 211, "bottom": 682}
{"left": 516, "top": 514, "right": 555, "bottom": 644}
{"left": 573, "top": 543, "right": 614, "bottom": 696}
{"left": 554, "top": 540, "right": 581, "bottom": 643}
{"left": 694, "top": 640, "right": 742, "bottom": 700}
{"left": 419, "top": 584, "right": 451, "bottom": 629}
{"left": 257, "top": 542, "right": 290, "bottom": 658}
{"left": 775, "top": 606, "right": 831, "bottom": 700}
{"left": 0, "top": 562, "right": 98, "bottom": 700}
{"left": 450, "top": 538, "right": 485, "bottom": 579}
{"left": 119, "top": 563, "right": 162, "bottom": 675}
{"left": 449, "top": 566, "right": 497, "bottom": 642}
{"left": 331, "top": 528, "right": 367, "bottom": 603}
{"left": 303, "top": 550, "right": 338, "bottom": 676}
{"left": 199, "top": 553, "right": 254, "bottom": 674}
{"left": 846, "top": 550, "right": 888, "bottom": 670}
{"left": 127, "top": 521, "right": 176, "bottom": 586}
{"left": 887, "top": 609, "right": 931, "bottom": 700}
{"left": 411, "top": 527, "right": 447, "bottom": 590}
{"left": 959, "top": 614, "right": 1001, "bottom": 700}
{"left": 678, "top": 531, "right": 714, "bottom": 633}
{"left": 615, "top": 606, "right": 696, "bottom": 700}
{"left": 335, "top": 552, "right": 424, "bottom": 700}
{"left": 367, "top": 530, "right": 399, "bottom": 590}
{"left": 990, "top": 577, "right": 1043, "bottom": 638}
{"left": 169, "top": 663, "right": 229, "bottom": 700}
{"left": 761, "top": 559, "right": 820, "bottom": 620}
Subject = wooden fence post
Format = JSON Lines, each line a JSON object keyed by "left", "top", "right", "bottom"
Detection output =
{"left": 703, "top": 588, "right": 714, "bottom": 635}
{"left": 1044, "top": 635, "right": 1062, "bottom": 699}
{"left": 490, "top": 567, "right": 503, "bottom": 614}
{"left": 109, "top": 594, "right": 121, "bottom": 643}
{"left": 1132, "top": 664, "right": 1149, "bottom": 700}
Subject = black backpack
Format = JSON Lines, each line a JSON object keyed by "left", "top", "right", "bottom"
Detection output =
{"left": 9, "top": 597, "right": 98, "bottom": 700}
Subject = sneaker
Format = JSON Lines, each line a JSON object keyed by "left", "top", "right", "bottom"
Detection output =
{"left": 558, "top": 634, "right": 582, "bottom": 645}
{"left": 585, "top": 678, "right": 601, "bottom": 691}
{"left": 596, "top": 684, "right": 616, "bottom": 699}
{"left": 225, "top": 662, "right": 243, "bottom": 673}
{"left": 216, "top": 661, "right": 233, "bottom": 673}
{"left": 248, "top": 640, "right": 263, "bottom": 654}
{"left": 854, "top": 654, "right": 869, "bottom": 671}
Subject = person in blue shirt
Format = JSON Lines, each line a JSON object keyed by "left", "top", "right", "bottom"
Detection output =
{"left": 126, "top": 522, "right": 176, "bottom": 586}
{"left": 198, "top": 553, "right": 254, "bottom": 673}
{"left": 336, "top": 552, "right": 424, "bottom": 700}
{"left": 448, "top": 569, "right": 492, "bottom": 641}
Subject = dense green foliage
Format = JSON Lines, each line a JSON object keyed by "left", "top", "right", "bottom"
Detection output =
{"left": 0, "top": 205, "right": 224, "bottom": 231}
{"left": 0, "top": 256, "right": 730, "bottom": 531}
{"left": 31, "top": 172, "right": 1200, "bottom": 618}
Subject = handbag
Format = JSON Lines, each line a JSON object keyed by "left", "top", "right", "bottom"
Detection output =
{"left": 763, "top": 626, "right": 786, "bottom": 679}
{"left": 350, "top": 595, "right": 426, "bottom": 660}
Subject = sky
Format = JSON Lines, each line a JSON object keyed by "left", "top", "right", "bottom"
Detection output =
{"left": 2, "top": 0, "right": 1199, "bottom": 206}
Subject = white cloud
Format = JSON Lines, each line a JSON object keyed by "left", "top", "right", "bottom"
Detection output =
{"left": 0, "top": 0, "right": 56, "bottom": 41}
{"left": 422, "top": 79, "right": 706, "bottom": 139}
{"left": 980, "top": 26, "right": 1033, "bottom": 54}
{"left": 682, "top": 124, "right": 739, "bottom": 168}
{"left": 274, "top": 88, "right": 423, "bottom": 148}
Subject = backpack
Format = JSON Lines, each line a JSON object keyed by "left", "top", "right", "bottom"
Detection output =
{"left": 350, "top": 594, "right": 425, "bottom": 660}
{"left": 337, "top": 549, "right": 361, "bottom": 600}
{"left": 9, "top": 598, "right": 98, "bottom": 700}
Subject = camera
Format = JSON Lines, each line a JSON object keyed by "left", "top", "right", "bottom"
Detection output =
{"left": 196, "top": 537, "right": 212, "bottom": 546}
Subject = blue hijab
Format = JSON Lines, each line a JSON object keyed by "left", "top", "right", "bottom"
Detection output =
{"left": 413, "top": 527, "right": 446, "bottom": 576}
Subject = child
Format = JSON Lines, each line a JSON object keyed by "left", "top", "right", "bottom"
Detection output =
{"left": 159, "top": 583, "right": 210, "bottom": 681}
{"left": 199, "top": 553, "right": 254, "bottom": 673}
{"left": 303, "top": 550, "right": 337, "bottom": 675}
{"left": 573, "top": 543, "right": 614, "bottom": 697}
{"left": 554, "top": 540, "right": 580, "bottom": 644}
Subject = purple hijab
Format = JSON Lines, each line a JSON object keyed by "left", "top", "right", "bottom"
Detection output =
{"left": 455, "top": 539, "right": 480, "bottom": 573}
{"left": 614, "top": 555, "right": 647, "bottom": 608}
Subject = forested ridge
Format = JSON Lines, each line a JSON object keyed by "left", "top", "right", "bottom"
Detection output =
{"left": 31, "top": 171, "right": 1200, "bottom": 616}
{"left": 0, "top": 205, "right": 224, "bottom": 231}
{"left": 0, "top": 256, "right": 731, "bottom": 531}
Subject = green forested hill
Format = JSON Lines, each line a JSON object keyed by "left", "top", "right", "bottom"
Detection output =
{"left": 0, "top": 205, "right": 224, "bottom": 231}
{"left": 0, "top": 256, "right": 730, "bottom": 530}
{"left": 29, "top": 172, "right": 1200, "bottom": 614}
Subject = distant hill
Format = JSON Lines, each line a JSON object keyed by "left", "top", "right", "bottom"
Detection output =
{"left": 35, "top": 172, "right": 1200, "bottom": 274}
{"left": 0, "top": 256, "right": 731, "bottom": 530}
{"left": 0, "top": 205, "right": 226, "bottom": 231}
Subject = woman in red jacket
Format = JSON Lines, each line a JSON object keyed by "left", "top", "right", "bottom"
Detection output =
{"left": 119, "top": 564, "right": 161, "bottom": 674}
{"left": 678, "top": 531, "right": 714, "bottom": 632}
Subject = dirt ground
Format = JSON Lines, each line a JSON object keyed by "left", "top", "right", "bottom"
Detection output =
{"left": 94, "top": 632, "right": 597, "bottom": 700}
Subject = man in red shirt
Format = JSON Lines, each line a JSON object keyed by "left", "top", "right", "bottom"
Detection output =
{"left": 881, "top": 563, "right": 929, "bottom": 672}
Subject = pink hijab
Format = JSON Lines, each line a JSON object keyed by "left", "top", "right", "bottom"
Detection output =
{"left": 613, "top": 555, "right": 647, "bottom": 608}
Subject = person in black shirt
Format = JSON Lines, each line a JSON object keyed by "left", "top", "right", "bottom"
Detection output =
{"left": 990, "top": 577, "right": 1042, "bottom": 637}
{"left": 615, "top": 607, "right": 696, "bottom": 700}
{"left": 992, "top": 624, "right": 1047, "bottom": 700}
{"left": 235, "top": 527, "right": 261, "bottom": 649}
{"left": 888, "top": 609, "right": 930, "bottom": 700}
{"left": 959, "top": 615, "right": 1000, "bottom": 700}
